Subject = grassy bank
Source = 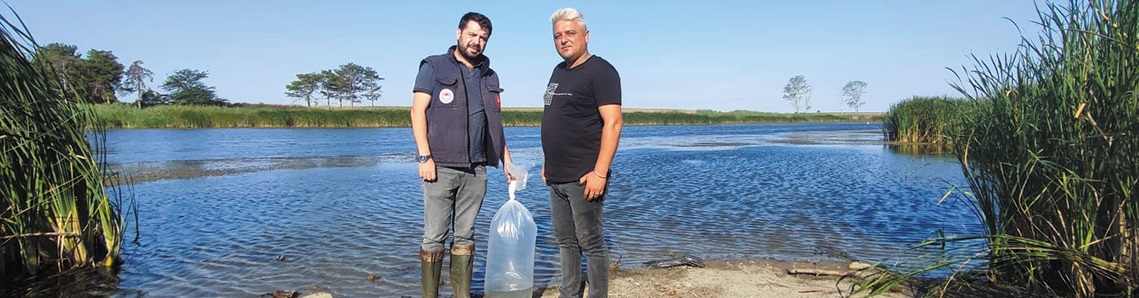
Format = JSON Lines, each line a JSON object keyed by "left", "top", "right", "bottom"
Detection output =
{"left": 91, "top": 104, "right": 884, "bottom": 129}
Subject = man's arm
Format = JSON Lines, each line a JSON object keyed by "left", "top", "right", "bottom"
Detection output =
{"left": 411, "top": 91, "right": 436, "bottom": 181}
{"left": 594, "top": 104, "right": 623, "bottom": 177}
{"left": 581, "top": 103, "right": 622, "bottom": 200}
{"left": 503, "top": 144, "right": 516, "bottom": 181}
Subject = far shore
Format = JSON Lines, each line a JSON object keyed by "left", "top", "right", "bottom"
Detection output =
{"left": 91, "top": 103, "right": 886, "bottom": 129}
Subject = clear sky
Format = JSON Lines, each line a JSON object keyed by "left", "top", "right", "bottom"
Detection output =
{"left": 4, "top": 1, "right": 1045, "bottom": 113}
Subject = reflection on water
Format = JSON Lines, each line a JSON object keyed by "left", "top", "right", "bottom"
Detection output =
{"left": 886, "top": 143, "right": 955, "bottom": 155}
{"left": 100, "top": 124, "right": 979, "bottom": 297}
{"left": 108, "top": 155, "right": 398, "bottom": 183}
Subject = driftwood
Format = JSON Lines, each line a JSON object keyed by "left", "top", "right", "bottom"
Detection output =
{"left": 645, "top": 254, "right": 705, "bottom": 269}
{"left": 797, "top": 288, "right": 831, "bottom": 293}
{"left": 785, "top": 268, "right": 852, "bottom": 276}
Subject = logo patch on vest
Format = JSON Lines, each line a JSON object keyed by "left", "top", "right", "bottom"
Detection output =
{"left": 439, "top": 88, "right": 454, "bottom": 104}
{"left": 496, "top": 94, "right": 501, "bottom": 108}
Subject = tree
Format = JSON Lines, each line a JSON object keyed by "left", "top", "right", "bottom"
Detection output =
{"left": 138, "top": 90, "right": 169, "bottom": 107}
{"left": 33, "top": 43, "right": 83, "bottom": 98}
{"left": 323, "top": 63, "right": 383, "bottom": 107}
{"left": 318, "top": 70, "right": 336, "bottom": 107}
{"left": 782, "top": 75, "right": 812, "bottom": 113}
{"left": 121, "top": 60, "right": 154, "bottom": 109}
{"left": 841, "top": 81, "right": 868, "bottom": 113}
{"left": 362, "top": 76, "right": 384, "bottom": 106}
{"left": 32, "top": 44, "right": 125, "bottom": 103}
{"left": 285, "top": 72, "right": 325, "bottom": 107}
{"left": 161, "top": 69, "right": 226, "bottom": 105}
{"left": 78, "top": 49, "right": 124, "bottom": 103}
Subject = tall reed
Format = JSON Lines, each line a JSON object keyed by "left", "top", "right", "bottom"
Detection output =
{"left": 1, "top": 11, "right": 125, "bottom": 279}
{"left": 882, "top": 96, "right": 973, "bottom": 144}
{"left": 859, "top": 1, "right": 1137, "bottom": 296}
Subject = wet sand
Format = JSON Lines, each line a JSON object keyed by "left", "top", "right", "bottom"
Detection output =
{"left": 536, "top": 259, "right": 911, "bottom": 298}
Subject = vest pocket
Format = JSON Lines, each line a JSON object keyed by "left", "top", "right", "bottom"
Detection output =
{"left": 433, "top": 76, "right": 459, "bottom": 107}
{"left": 485, "top": 76, "right": 503, "bottom": 112}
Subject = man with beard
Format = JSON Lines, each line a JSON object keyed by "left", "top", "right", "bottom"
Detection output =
{"left": 409, "top": 12, "right": 514, "bottom": 298}
{"left": 541, "top": 7, "right": 623, "bottom": 298}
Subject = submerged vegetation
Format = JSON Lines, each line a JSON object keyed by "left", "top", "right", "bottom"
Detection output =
{"left": 90, "top": 104, "right": 884, "bottom": 129}
{"left": 1, "top": 10, "right": 126, "bottom": 287}
{"left": 862, "top": 0, "right": 1138, "bottom": 297}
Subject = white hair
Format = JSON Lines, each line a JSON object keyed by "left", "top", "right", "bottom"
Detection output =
{"left": 550, "top": 7, "right": 586, "bottom": 28}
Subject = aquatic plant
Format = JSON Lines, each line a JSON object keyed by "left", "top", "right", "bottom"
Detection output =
{"left": 881, "top": 96, "right": 973, "bottom": 144}
{"left": 860, "top": 0, "right": 1138, "bottom": 296}
{"left": 1, "top": 9, "right": 126, "bottom": 279}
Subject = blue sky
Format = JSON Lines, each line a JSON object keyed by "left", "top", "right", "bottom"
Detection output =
{"left": 5, "top": 1, "right": 1044, "bottom": 112}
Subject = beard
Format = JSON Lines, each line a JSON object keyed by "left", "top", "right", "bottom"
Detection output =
{"left": 457, "top": 41, "right": 483, "bottom": 61}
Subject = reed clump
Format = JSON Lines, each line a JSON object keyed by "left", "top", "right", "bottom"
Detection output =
{"left": 860, "top": 1, "right": 1138, "bottom": 297}
{"left": 882, "top": 96, "right": 973, "bottom": 144}
{"left": 1, "top": 11, "right": 126, "bottom": 283}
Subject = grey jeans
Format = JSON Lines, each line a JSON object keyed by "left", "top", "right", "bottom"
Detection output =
{"left": 548, "top": 181, "right": 608, "bottom": 298}
{"left": 421, "top": 165, "right": 487, "bottom": 252}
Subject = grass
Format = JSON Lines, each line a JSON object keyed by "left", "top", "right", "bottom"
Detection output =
{"left": 858, "top": 1, "right": 1138, "bottom": 297}
{"left": 1, "top": 9, "right": 127, "bottom": 283}
{"left": 90, "top": 104, "right": 885, "bottom": 129}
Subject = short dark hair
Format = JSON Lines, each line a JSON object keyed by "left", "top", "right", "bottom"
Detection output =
{"left": 459, "top": 12, "right": 492, "bottom": 37}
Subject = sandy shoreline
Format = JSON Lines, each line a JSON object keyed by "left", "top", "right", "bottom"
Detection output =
{"left": 534, "top": 258, "right": 911, "bottom": 298}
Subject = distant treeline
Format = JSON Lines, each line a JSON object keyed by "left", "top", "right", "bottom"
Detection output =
{"left": 91, "top": 104, "right": 884, "bottom": 129}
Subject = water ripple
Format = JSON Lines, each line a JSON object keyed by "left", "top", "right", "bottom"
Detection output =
{"left": 110, "top": 124, "right": 978, "bottom": 297}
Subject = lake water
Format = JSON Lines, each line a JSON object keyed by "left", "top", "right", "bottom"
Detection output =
{"left": 102, "top": 123, "right": 979, "bottom": 297}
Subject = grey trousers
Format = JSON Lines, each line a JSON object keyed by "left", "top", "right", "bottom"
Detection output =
{"left": 421, "top": 165, "right": 487, "bottom": 252}
{"left": 548, "top": 181, "right": 608, "bottom": 298}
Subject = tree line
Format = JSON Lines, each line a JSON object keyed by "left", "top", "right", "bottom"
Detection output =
{"left": 33, "top": 43, "right": 227, "bottom": 107}
{"left": 41, "top": 42, "right": 869, "bottom": 112}
{"left": 285, "top": 63, "right": 384, "bottom": 107}
{"left": 33, "top": 43, "right": 385, "bottom": 108}
{"left": 781, "top": 75, "right": 869, "bottom": 113}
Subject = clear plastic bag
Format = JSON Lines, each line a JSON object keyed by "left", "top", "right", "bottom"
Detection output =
{"left": 484, "top": 164, "right": 536, "bottom": 298}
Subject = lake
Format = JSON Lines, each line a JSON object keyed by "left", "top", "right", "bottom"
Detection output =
{"left": 102, "top": 123, "right": 979, "bottom": 297}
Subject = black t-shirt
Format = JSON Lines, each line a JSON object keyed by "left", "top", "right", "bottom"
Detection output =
{"left": 541, "top": 56, "right": 621, "bottom": 183}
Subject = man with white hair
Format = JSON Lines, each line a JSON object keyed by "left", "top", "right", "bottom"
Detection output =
{"left": 540, "top": 7, "right": 623, "bottom": 298}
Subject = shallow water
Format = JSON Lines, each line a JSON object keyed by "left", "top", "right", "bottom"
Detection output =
{"left": 101, "top": 123, "right": 978, "bottom": 297}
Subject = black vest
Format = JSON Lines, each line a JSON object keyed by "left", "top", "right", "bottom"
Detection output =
{"left": 421, "top": 48, "right": 506, "bottom": 168}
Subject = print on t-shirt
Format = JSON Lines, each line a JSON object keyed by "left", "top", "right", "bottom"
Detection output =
{"left": 544, "top": 83, "right": 572, "bottom": 106}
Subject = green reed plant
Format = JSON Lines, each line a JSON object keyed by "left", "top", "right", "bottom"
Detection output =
{"left": 882, "top": 96, "right": 973, "bottom": 144}
{"left": 1, "top": 11, "right": 125, "bottom": 278}
{"left": 859, "top": 1, "right": 1138, "bottom": 296}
